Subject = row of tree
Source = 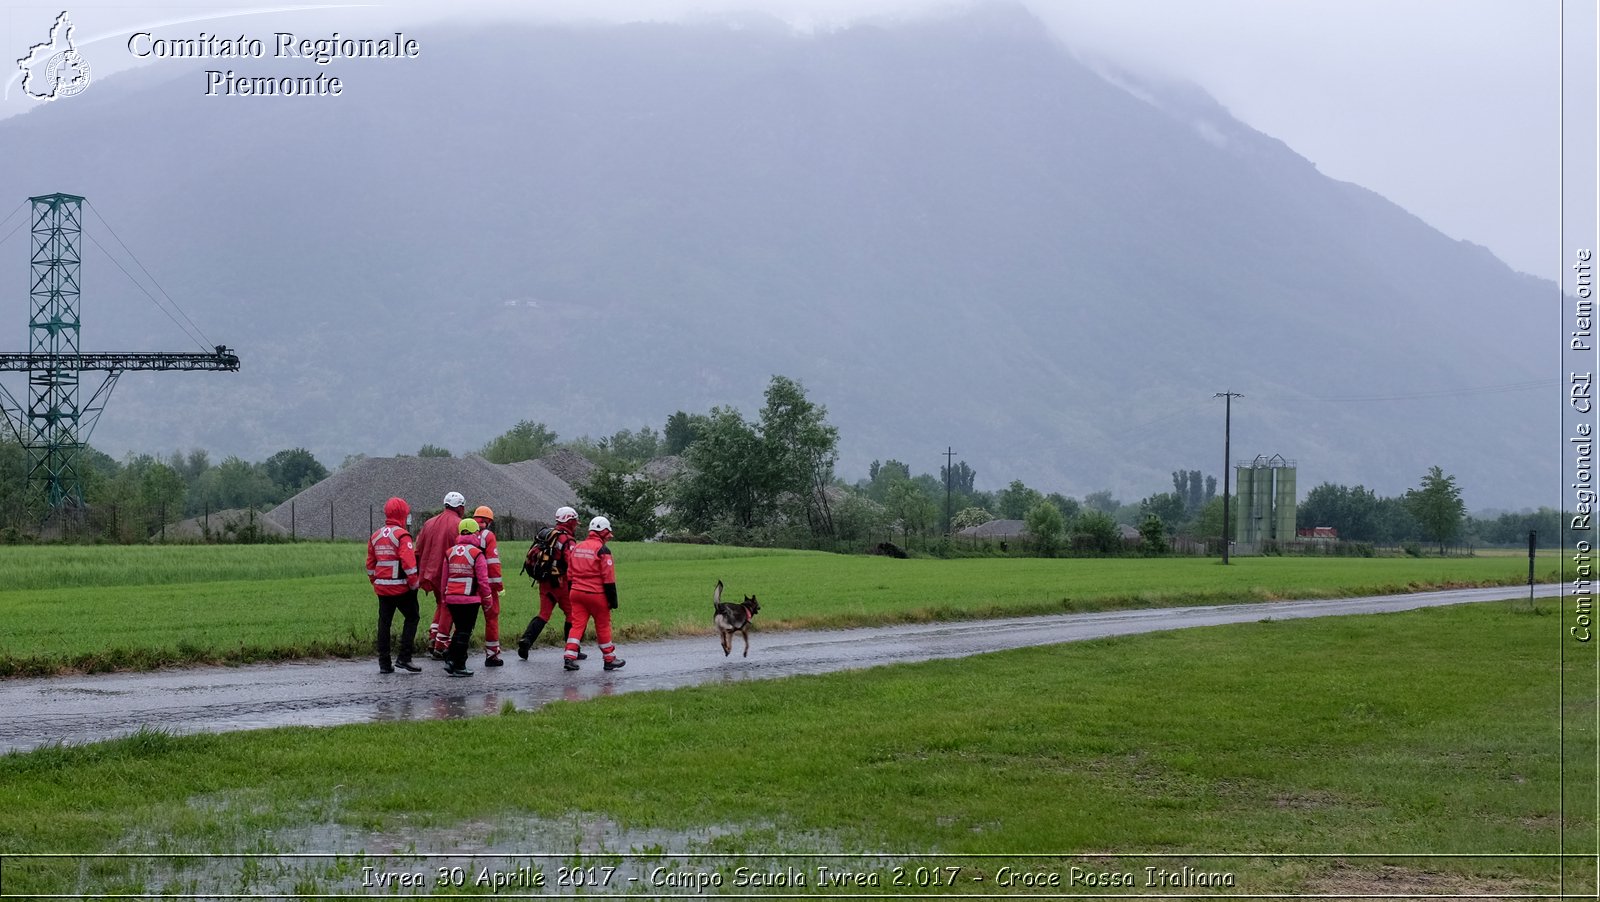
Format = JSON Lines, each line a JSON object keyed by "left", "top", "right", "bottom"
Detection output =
{"left": 0, "top": 444, "right": 329, "bottom": 523}
{"left": 0, "top": 373, "right": 1552, "bottom": 552}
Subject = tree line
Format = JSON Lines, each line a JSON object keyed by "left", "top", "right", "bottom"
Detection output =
{"left": 0, "top": 374, "right": 1554, "bottom": 552}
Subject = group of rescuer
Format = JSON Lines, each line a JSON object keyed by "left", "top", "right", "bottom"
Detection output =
{"left": 364, "top": 492, "right": 625, "bottom": 677}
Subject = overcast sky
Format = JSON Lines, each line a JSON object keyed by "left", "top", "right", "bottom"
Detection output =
{"left": 1, "top": 0, "right": 1593, "bottom": 279}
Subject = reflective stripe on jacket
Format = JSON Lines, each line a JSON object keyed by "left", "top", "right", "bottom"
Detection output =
{"left": 444, "top": 540, "right": 492, "bottom": 606}
{"left": 366, "top": 524, "right": 419, "bottom": 596}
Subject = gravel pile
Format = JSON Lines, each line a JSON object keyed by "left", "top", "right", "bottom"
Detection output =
{"left": 640, "top": 455, "right": 684, "bottom": 481}
{"left": 264, "top": 455, "right": 579, "bottom": 540}
{"left": 538, "top": 448, "right": 596, "bottom": 487}
{"left": 162, "top": 508, "right": 291, "bottom": 540}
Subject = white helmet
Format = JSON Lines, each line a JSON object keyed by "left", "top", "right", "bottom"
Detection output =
{"left": 588, "top": 515, "right": 612, "bottom": 533}
{"left": 442, "top": 491, "right": 465, "bottom": 509}
{"left": 555, "top": 506, "right": 578, "bottom": 523}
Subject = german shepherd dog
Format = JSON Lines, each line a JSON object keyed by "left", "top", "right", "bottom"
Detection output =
{"left": 713, "top": 580, "right": 760, "bottom": 657}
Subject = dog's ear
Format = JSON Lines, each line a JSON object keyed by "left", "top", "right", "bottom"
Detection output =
{"left": 714, "top": 581, "right": 723, "bottom": 605}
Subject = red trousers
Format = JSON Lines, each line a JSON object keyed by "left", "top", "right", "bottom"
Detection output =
{"left": 482, "top": 594, "right": 501, "bottom": 659}
{"left": 537, "top": 583, "right": 571, "bottom": 622}
{"left": 566, "top": 590, "right": 617, "bottom": 663}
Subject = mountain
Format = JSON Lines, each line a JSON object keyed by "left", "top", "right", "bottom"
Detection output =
{"left": 0, "top": 3, "right": 1552, "bottom": 510}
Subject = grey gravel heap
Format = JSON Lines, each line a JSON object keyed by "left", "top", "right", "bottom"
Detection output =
{"left": 264, "top": 455, "right": 578, "bottom": 541}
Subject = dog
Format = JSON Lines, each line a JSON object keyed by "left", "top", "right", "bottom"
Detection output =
{"left": 712, "top": 580, "right": 760, "bottom": 657}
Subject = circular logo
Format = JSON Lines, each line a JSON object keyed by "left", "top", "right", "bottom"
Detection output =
{"left": 43, "top": 49, "right": 90, "bottom": 98}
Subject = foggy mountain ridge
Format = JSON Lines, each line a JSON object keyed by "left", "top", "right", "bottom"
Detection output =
{"left": 0, "top": 2, "right": 1553, "bottom": 511}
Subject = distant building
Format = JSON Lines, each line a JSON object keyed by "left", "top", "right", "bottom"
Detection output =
{"left": 1297, "top": 526, "right": 1338, "bottom": 542}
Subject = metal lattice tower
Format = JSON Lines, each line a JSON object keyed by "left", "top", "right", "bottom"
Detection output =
{"left": 0, "top": 193, "right": 240, "bottom": 517}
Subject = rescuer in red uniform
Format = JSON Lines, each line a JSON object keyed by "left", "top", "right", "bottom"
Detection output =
{"left": 516, "top": 505, "right": 584, "bottom": 660}
{"left": 366, "top": 496, "right": 422, "bottom": 674}
{"left": 442, "top": 517, "right": 492, "bottom": 677}
{"left": 563, "top": 515, "right": 624, "bottom": 672}
{"left": 472, "top": 505, "right": 505, "bottom": 667}
{"left": 416, "top": 490, "right": 466, "bottom": 658}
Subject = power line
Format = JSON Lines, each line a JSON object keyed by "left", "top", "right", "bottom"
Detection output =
{"left": 84, "top": 232, "right": 211, "bottom": 353}
{"left": 1255, "top": 379, "right": 1555, "bottom": 403}
{"left": 85, "top": 200, "right": 214, "bottom": 351}
{"left": 0, "top": 200, "right": 31, "bottom": 251}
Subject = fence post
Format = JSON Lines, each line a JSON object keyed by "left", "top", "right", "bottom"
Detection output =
{"left": 160, "top": 502, "right": 166, "bottom": 543}
{"left": 330, "top": 503, "right": 335, "bottom": 541}
{"left": 291, "top": 501, "right": 296, "bottom": 541}
{"left": 369, "top": 504, "right": 374, "bottom": 536}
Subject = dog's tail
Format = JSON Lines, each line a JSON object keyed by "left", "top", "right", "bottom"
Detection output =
{"left": 713, "top": 579, "right": 723, "bottom": 609}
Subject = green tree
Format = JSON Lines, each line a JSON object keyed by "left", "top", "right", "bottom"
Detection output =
{"left": 996, "top": 480, "right": 1043, "bottom": 520}
{"left": 941, "top": 460, "right": 976, "bottom": 495}
{"left": 885, "top": 479, "right": 937, "bottom": 542}
{"left": 262, "top": 448, "right": 328, "bottom": 496}
{"left": 1083, "top": 489, "right": 1120, "bottom": 515}
{"left": 1138, "top": 514, "right": 1168, "bottom": 554}
{"left": 1373, "top": 495, "right": 1421, "bottom": 545}
{"left": 480, "top": 421, "right": 557, "bottom": 464}
{"left": 200, "top": 455, "right": 276, "bottom": 511}
{"left": 1045, "top": 492, "right": 1080, "bottom": 524}
{"left": 604, "top": 426, "right": 662, "bottom": 465}
{"left": 1072, "top": 509, "right": 1122, "bottom": 554}
{"left": 1191, "top": 496, "right": 1229, "bottom": 544}
{"left": 1298, "top": 482, "right": 1381, "bottom": 542}
{"left": 671, "top": 407, "right": 772, "bottom": 530}
{"left": 1024, "top": 500, "right": 1064, "bottom": 556}
{"left": 417, "top": 444, "right": 452, "bottom": 458}
{"left": 863, "top": 459, "right": 911, "bottom": 503}
{"left": 663, "top": 411, "right": 704, "bottom": 456}
{"left": 1405, "top": 466, "right": 1466, "bottom": 553}
{"left": 951, "top": 506, "right": 994, "bottom": 530}
{"left": 833, "top": 493, "right": 889, "bottom": 544}
{"left": 1140, "top": 492, "right": 1187, "bottom": 533}
{"left": 577, "top": 461, "right": 661, "bottom": 541}
{"left": 759, "top": 376, "right": 840, "bottom": 537}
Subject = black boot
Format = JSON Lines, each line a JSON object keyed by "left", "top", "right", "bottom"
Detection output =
{"left": 517, "top": 616, "right": 547, "bottom": 660}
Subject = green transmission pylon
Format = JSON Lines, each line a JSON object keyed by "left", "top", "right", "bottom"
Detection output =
{"left": 26, "top": 192, "right": 90, "bottom": 512}
{"left": 0, "top": 193, "right": 240, "bottom": 523}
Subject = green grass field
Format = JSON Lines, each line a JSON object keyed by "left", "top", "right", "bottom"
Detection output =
{"left": 0, "top": 543, "right": 1558, "bottom": 675}
{"left": 0, "top": 600, "right": 1590, "bottom": 897}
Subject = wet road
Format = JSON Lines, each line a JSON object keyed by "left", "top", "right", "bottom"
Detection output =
{"left": 0, "top": 585, "right": 1561, "bottom": 753}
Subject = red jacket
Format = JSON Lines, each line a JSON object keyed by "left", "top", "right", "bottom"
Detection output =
{"left": 366, "top": 498, "right": 419, "bottom": 596}
{"left": 480, "top": 528, "right": 502, "bottom": 600}
{"left": 415, "top": 509, "right": 462, "bottom": 595}
{"left": 567, "top": 534, "right": 615, "bottom": 597}
{"left": 443, "top": 538, "right": 493, "bottom": 606}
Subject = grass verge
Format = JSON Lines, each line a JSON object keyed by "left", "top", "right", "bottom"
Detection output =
{"left": 0, "top": 601, "right": 1588, "bottom": 897}
{"left": 0, "top": 544, "right": 1558, "bottom": 676}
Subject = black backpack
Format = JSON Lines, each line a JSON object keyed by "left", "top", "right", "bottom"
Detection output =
{"left": 521, "top": 527, "right": 566, "bottom": 583}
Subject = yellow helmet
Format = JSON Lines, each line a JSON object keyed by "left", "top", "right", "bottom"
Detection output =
{"left": 457, "top": 518, "right": 480, "bottom": 535}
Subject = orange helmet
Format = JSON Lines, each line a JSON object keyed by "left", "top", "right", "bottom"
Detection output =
{"left": 473, "top": 505, "right": 495, "bottom": 521}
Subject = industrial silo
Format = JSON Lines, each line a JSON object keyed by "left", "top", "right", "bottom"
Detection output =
{"left": 1273, "top": 464, "right": 1297, "bottom": 541}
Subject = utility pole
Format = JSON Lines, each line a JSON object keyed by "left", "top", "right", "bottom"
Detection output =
{"left": 1214, "top": 392, "right": 1242, "bottom": 564}
{"left": 942, "top": 446, "right": 957, "bottom": 536}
